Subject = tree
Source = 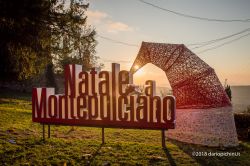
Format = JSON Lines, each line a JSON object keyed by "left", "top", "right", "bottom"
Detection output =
{"left": 45, "top": 62, "right": 57, "bottom": 91}
{"left": 0, "top": 0, "right": 100, "bottom": 81}
{"left": 225, "top": 85, "right": 232, "bottom": 101}
{"left": 0, "top": 0, "right": 51, "bottom": 80}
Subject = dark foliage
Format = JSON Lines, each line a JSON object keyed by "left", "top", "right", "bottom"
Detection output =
{"left": 45, "top": 63, "right": 58, "bottom": 91}
{"left": 234, "top": 113, "right": 250, "bottom": 129}
{"left": 0, "top": 0, "right": 99, "bottom": 81}
{"left": 234, "top": 113, "right": 250, "bottom": 140}
{"left": 225, "top": 85, "right": 232, "bottom": 101}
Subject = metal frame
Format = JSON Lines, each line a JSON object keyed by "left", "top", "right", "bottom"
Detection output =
{"left": 130, "top": 42, "right": 231, "bottom": 109}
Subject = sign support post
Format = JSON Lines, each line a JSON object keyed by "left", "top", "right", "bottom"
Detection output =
{"left": 161, "top": 130, "right": 166, "bottom": 148}
{"left": 42, "top": 124, "right": 45, "bottom": 141}
{"left": 102, "top": 127, "right": 105, "bottom": 144}
{"left": 48, "top": 125, "right": 51, "bottom": 138}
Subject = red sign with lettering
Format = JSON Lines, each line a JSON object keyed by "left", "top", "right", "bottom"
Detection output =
{"left": 32, "top": 63, "right": 176, "bottom": 130}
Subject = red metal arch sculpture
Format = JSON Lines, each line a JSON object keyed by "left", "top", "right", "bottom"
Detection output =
{"left": 130, "top": 42, "right": 231, "bottom": 109}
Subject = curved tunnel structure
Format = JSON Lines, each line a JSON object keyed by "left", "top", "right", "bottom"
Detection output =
{"left": 130, "top": 42, "right": 231, "bottom": 109}
{"left": 130, "top": 42, "right": 238, "bottom": 147}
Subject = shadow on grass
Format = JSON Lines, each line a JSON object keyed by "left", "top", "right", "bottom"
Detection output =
{"left": 169, "top": 139, "right": 214, "bottom": 166}
{"left": 0, "top": 89, "right": 31, "bottom": 101}
{"left": 168, "top": 139, "right": 248, "bottom": 166}
{"left": 0, "top": 109, "right": 31, "bottom": 115}
{"left": 163, "top": 147, "right": 177, "bottom": 166}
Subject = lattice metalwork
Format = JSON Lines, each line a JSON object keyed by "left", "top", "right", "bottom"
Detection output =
{"left": 130, "top": 42, "right": 231, "bottom": 109}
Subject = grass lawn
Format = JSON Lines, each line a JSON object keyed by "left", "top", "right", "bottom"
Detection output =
{"left": 0, "top": 90, "right": 249, "bottom": 165}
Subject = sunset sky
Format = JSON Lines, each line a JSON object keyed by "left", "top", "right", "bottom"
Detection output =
{"left": 86, "top": 0, "right": 250, "bottom": 87}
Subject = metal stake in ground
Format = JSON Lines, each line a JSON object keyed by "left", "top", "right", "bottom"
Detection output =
{"left": 162, "top": 129, "right": 166, "bottom": 148}
{"left": 102, "top": 127, "right": 105, "bottom": 144}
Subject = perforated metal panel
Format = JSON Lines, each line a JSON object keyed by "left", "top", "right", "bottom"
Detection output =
{"left": 130, "top": 42, "right": 231, "bottom": 109}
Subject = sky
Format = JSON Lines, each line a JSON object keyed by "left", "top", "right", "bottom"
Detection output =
{"left": 86, "top": 0, "right": 250, "bottom": 87}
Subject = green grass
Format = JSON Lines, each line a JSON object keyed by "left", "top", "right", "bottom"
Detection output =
{"left": 0, "top": 90, "right": 249, "bottom": 165}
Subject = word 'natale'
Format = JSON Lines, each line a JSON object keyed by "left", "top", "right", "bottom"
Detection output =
{"left": 32, "top": 63, "right": 175, "bottom": 129}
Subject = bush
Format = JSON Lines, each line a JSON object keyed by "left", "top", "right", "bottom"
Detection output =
{"left": 245, "top": 105, "right": 250, "bottom": 114}
{"left": 45, "top": 63, "right": 58, "bottom": 92}
{"left": 234, "top": 113, "right": 250, "bottom": 128}
{"left": 225, "top": 85, "right": 232, "bottom": 101}
{"left": 234, "top": 113, "right": 250, "bottom": 140}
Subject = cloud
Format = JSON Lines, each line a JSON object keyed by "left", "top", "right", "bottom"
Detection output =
{"left": 107, "top": 21, "right": 133, "bottom": 33}
{"left": 86, "top": 10, "right": 108, "bottom": 24}
{"left": 101, "top": 58, "right": 131, "bottom": 63}
{"left": 86, "top": 10, "right": 134, "bottom": 33}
